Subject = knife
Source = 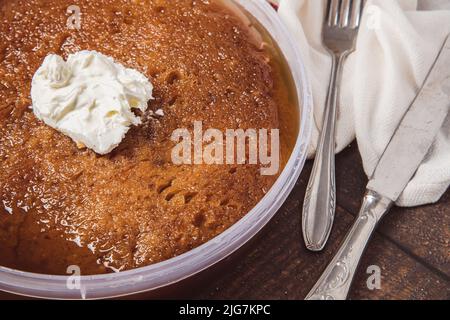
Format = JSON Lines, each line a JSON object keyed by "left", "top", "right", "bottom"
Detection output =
{"left": 305, "top": 35, "right": 450, "bottom": 300}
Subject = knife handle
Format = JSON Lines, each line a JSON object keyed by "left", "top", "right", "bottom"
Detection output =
{"left": 305, "top": 191, "right": 393, "bottom": 300}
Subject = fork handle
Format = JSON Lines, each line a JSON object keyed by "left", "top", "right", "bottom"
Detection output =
{"left": 305, "top": 190, "right": 393, "bottom": 300}
{"left": 302, "top": 53, "right": 346, "bottom": 251}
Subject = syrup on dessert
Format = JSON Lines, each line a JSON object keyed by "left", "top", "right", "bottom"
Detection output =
{"left": 0, "top": 0, "right": 300, "bottom": 274}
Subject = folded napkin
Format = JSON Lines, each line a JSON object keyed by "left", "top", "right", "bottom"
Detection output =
{"left": 276, "top": 0, "right": 450, "bottom": 207}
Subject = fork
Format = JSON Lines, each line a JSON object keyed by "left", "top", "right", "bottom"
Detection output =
{"left": 302, "top": 0, "right": 364, "bottom": 252}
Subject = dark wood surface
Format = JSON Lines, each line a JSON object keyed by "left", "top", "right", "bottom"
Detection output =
{"left": 0, "top": 144, "right": 448, "bottom": 300}
{"left": 192, "top": 143, "right": 449, "bottom": 300}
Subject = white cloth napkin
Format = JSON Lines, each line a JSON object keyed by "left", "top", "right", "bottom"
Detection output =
{"left": 276, "top": 0, "right": 450, "bottom": 207}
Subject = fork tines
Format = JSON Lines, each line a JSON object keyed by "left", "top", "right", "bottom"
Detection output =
{"left": 326, "top": 0, "right": 365, "bottom": 29}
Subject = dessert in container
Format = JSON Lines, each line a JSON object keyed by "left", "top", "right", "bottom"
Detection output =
{"left": 0, "top": 0, "right": 312, "bottom": 299}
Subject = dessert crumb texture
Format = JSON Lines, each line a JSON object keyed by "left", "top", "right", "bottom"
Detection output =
{"left": 0, "top": 0, "right": 291, "bottom": 274}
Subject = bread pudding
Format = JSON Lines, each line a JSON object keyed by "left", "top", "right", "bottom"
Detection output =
{"left": 0, "top": 0, "right": 298, "bottom": 274}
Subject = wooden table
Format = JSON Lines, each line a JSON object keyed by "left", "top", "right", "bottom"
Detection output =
{"left": 191, "top": 144, "right": 449, "bottom": 300}
{"left": 0, "top": 144, "right": 448, "bottom": 300}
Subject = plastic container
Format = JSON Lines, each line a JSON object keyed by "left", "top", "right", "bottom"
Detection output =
{"left": 0, "top": 0, "right": 313, "bottom": 299}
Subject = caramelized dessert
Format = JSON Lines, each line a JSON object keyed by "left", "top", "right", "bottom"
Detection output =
{"left": 0, "top": 0, "right": 298, "bottom": 274}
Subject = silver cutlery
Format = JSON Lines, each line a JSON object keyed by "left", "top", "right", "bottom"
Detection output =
{"left": 306, "top": 35, "right": 450, "bottom": 300}
{"left": 303, "top": 0, "right": 365, "bottom": 251}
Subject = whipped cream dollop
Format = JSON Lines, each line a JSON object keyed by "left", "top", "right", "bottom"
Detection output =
{"left": 31, "top": 50, "right": 153, "bottom": 154}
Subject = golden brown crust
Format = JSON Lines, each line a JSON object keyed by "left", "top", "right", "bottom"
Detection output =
{"left": 0, "top": 0, "right": 293, "bottom": 274}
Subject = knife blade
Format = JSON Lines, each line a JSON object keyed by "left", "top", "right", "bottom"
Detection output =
{"left": 367, "top": 35, "right": 450, "bottom": 201}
